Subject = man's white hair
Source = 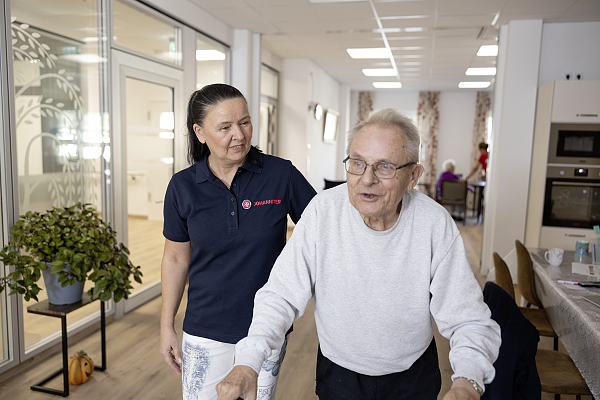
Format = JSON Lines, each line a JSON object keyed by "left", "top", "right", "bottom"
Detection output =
{"left": 346, "top": 108, "right": 420, "bottom": 163}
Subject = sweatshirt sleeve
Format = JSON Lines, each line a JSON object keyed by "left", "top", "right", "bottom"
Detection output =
{"left": 234, "top": 200, "right": 318, "bottom": 373}
{"left": 430, "top": 233, "right": 501, "bottom": 391}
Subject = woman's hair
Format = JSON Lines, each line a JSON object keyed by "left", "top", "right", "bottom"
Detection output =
{"left": 442, "top": 159, "right": 456, "bottom": 172}
{"left": 478, "top": 142, "right": 488, "bottom": 151}
{"left": 186, "top": 84, "right": 247, "bottom": 164}
{"left": 347, "top": 108, "right": 420, "bottom": 164}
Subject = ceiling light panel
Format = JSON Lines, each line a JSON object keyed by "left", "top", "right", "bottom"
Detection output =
{"left": 458, "top": 81, "right": 491, "bottom": 88}
{"left": 465, "top": 67, "right": 496, "bottom": 76}
{"left": 373, "top": 82, "right": 402, "bottom": 88}
{"left": 477, "top": 45, "right": 498, "bottom": 56}
{"left": 347, "top": 48, "right": 392, "bottom": 58}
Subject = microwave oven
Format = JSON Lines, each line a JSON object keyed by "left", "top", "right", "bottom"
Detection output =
{"left": 547, "top": 123, "right": 600, "bottom": 165}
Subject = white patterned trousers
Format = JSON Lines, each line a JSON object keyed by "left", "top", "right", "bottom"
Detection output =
{"left": 181, "top": 332, "right": 287, "bottom": 400}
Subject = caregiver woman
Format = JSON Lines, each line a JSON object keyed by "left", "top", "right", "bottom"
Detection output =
{"left": 159, "top": 84, "right": 316, "bottom": 400}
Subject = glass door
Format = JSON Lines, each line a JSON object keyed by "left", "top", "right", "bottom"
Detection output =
{"left": 111, "top": 49, "right": 183, "bottom": 316}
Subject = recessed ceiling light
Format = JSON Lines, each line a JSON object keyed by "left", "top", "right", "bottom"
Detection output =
{"left": 362, "top": 69, "right": 396, "bottom": 76}
{"left": 458, "top": 82, "right": 491, "bottom": 89}
{"left": 466, "top": 67, "right": 497, "bottom": 76}
{"left": 196, "top": 50, "right": 225, "bottom": 61}
{"left": 477, "top": 45, "right": 498, "bottom": 56}
{"left": 373, "top": 28, "right": 402, "bottom": 34}
{"left": 347, "top": 48, "right": 391, "bottom": 59}
{"left": 373, "top": 82, "right": 402, "bottom": 88}
{"left": 403, "top": 27, "right": 424, "bottom": 33}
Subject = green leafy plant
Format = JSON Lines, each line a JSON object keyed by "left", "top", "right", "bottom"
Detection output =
{"left": 0, "top": 202, "right": 142, "bottom": 302}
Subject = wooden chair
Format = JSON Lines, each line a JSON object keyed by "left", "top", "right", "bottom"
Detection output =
{"left": 515, "top": 240, "right": 543, "bottom": 308}
{"left": 494, "top": 251, "right": 558, "bottom": 350}
{"left": 438, "top": 180, "right": 467, "bottom": 224}
{"left": 536, "top": 349, "right": 593, "bottom": 400}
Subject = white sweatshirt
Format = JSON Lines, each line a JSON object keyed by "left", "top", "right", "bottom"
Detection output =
{"left": 234, "top": 185, "right": 500, "bottom": 390}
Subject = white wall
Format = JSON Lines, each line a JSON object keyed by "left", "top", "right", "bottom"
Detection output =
{"left": 481, "top": 19, "right": 543, "bottom": 275}
{"left": 437, "top": 92, "right": 477, "bottom": 177}
{"left": 538, "top": 21, "right": 600, "bottom": 86}
{"left": 279, "top": 59, "right": 341, "bottom": 192}
{"left": 279, "top": 59, "right": 311, "bottom": 177}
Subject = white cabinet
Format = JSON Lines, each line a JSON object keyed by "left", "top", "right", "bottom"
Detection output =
{"left": 551, "top": 80, "right": 600, "bottom": 123}
{"left": 525, "top": 80, "right": 600, "bottom": 248}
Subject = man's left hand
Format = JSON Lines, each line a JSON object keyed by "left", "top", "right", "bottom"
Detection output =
{"left": 216, "top": 365, "right": 258, "bottom": 400}
{"left": 441, "top": 378, "right": 480, "bottom": 400}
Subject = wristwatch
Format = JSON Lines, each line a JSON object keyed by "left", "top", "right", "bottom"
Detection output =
{"left": 455, "top": 377, "right": 484, "bottom": 396}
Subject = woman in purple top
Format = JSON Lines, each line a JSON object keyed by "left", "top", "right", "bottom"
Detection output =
{"left": 436, "top": 159, "right": 460, "bottom": 200}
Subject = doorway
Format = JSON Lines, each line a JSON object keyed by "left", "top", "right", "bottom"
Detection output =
{"left": 111, "top": 49, "right": 184, "bottom": 316}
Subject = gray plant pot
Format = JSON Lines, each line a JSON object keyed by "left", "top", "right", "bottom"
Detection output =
{"left": 41, "top": 264, "right": 85, "bottom": 305}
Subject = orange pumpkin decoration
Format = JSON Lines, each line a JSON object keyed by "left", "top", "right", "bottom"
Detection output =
{"left": 68, "top": 350, "right": 94, "bottom": 385}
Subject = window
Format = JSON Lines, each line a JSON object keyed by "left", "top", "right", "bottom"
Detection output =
{"left": 196, "top": 35, "right": 228, "bottom": 90}
{"left": 113, "top": 0, "right": 181, "bottom": 66}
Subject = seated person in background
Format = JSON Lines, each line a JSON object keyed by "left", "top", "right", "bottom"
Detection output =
{"left": 437, "top": 158, "right": 464, "bottom": 221}
{"left": 216, "top": 108, "right": 501, "bottom": 400}
{"left": 436, "top": 158, "right": 461, "bottom": 200}
{"left": 462, "top": 142, "right": 489, "bottom": 182}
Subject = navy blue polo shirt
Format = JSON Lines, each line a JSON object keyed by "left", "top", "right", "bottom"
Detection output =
{"left": 163, "top": 147, "right": 316, "bottom": 344}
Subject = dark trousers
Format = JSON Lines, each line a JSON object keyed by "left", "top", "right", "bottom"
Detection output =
{"left": 315, "top": 338, "right": 441, "bottom": 400}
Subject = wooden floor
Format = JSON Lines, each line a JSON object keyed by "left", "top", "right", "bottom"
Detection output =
{"left": 0, "top": 215, "right": 591, "bottom": 399}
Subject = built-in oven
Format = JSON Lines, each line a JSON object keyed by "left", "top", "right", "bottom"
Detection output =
{"left": 547, "top": 123, "right": 600, "bottom": 165}
{"left": 542, "top": 166, "right": 600, "bottom": 229}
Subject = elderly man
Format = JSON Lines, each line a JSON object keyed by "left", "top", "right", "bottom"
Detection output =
{"left": 216, "top": 109, "right": 501, "bottom": 400}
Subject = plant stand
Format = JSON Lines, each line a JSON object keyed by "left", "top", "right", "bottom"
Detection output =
{"left": 26, "top": 293, "right": 106, "bottom": 397}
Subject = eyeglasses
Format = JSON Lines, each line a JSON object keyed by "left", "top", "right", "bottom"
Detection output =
{"left": 343, "top": 157, "right": 416, "bottom": 179}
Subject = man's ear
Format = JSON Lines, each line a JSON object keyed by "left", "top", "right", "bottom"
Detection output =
{"left": 409, "top": 164, "right": 425, "bottom": 190}
{"left": 193, "top": 124, "right": 206, "bottom": 144}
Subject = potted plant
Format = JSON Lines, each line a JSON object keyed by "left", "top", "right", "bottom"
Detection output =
{"left": 0, "top": 202, "right": 142, "bottom": 304}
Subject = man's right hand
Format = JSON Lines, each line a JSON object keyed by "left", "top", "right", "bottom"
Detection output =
{"left": 216, "top": 366, "right": 259, "bottom": 400}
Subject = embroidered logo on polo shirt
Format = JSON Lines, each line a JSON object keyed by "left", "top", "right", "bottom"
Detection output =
{"left": 242, "top": 200, "right": 252, "bottom": 209}
{"left": 253, "top": 199, "right": 282, "bottom": 206}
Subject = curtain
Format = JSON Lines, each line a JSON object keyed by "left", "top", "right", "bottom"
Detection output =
{"left": 417, "top": 91, "right": 440, "bottom": 198}
{"left": 471, "top": 91, "right": 491, "bottom": 180}
{"left": 357, "top": 91, "right": 373, "bottom": 123}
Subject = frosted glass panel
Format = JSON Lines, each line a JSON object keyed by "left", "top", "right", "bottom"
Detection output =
{"left": 10, "top": 0, "right": 106, "bottom": 351}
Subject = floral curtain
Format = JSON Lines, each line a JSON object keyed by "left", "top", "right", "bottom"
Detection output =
{"left": 357, "top": 91, "right": 373, "bottom": 124}
{"left": 417, "top": 91, "right": 440, "bottom": 197}
{"left": 471, "top": 91, "right": 491, "bottom": 180}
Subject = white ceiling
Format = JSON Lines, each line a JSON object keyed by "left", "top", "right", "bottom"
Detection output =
{"left": 191, "top": 0, "right": 600, "bottom": 91}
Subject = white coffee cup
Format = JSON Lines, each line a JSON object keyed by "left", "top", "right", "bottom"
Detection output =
{"left": 545, "top": 248, "right": 564, "bottom": 267}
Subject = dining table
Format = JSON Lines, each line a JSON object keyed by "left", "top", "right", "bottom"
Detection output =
{"left": 529, "top": 248, "right": 600, "bottom": 398}
{"left": 469, "top": 180, "right": 486, "bottom": 221}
